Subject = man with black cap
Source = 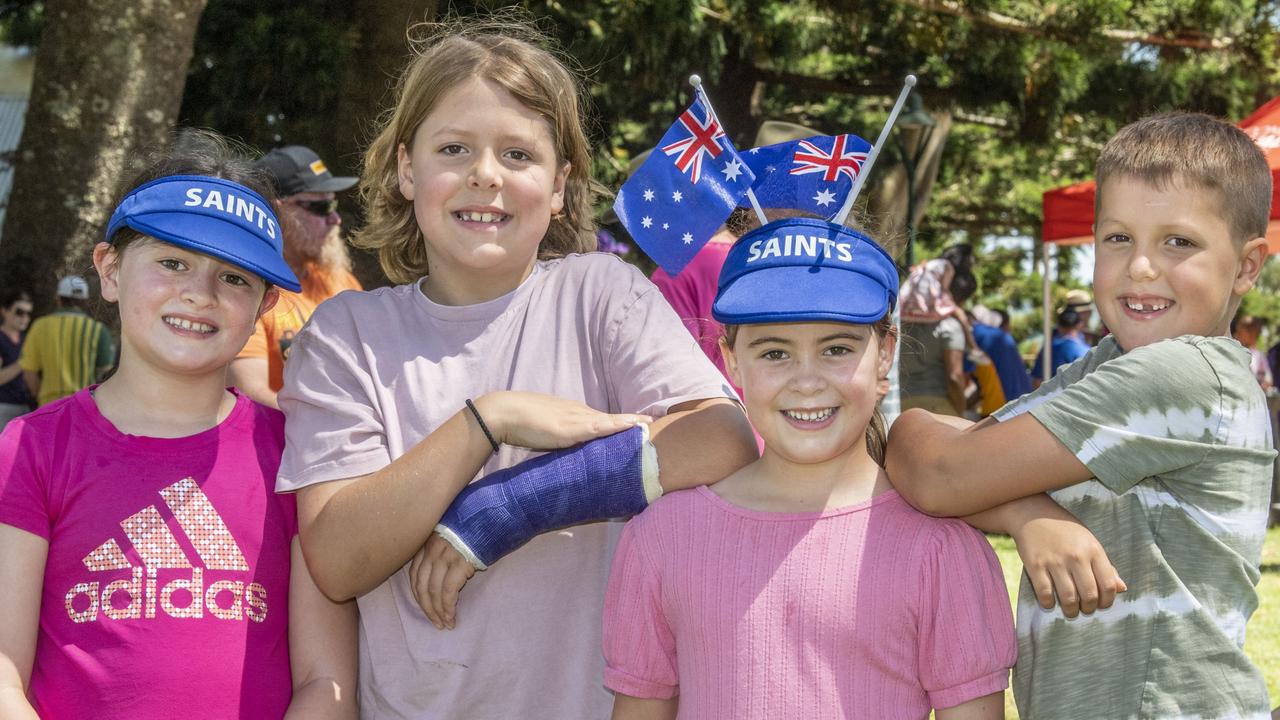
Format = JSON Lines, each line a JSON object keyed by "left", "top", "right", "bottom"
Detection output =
{"left": 231, "top": 145, "right": 363, "bottom": 408}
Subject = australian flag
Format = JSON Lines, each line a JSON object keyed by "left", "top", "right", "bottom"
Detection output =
{"left": 740, "top": 134, "right": 871, "bottom": 219}
{"left": 613, "top": 97, "right": 756, "bottom": 275}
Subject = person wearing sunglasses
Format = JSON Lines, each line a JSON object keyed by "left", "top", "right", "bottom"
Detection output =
{"left": 231, "top": 145, "right": 364, "bottom": 408}
{"left": 0, "top": 288, "right": 33, "bottom": 429}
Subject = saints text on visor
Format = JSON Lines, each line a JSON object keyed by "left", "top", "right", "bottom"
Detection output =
{"left": 743, "top": 232, "right": 860, "bottom": 264}
{"left": 183, "top": 187, "right": 279, "bottom": 240}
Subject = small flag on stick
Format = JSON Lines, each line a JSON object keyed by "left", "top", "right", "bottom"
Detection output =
{"left": 739, "top": 134, "right": 872, "bottom": 220}
{"left": 613, "top": 88, "right": 756, "bottom": 276}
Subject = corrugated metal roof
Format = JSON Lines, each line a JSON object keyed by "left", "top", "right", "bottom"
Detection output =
{"left": 0, "top": 93, "right": 29, "bottom": 238}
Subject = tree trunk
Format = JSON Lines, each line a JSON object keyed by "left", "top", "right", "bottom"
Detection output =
{"left": 714, "top": 30, "right": 761, "bottom": 148}
{"left": 0, "top": 0, "right": 208, "bottom": 310}
{"left": 330, "top": 0, "right": 438, "bottom": 288}
{"left": 866, "top": 109, "right": 952, "bottom": 265}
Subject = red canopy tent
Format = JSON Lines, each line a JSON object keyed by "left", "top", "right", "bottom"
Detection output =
{"left": 1034, "top": 98, "right": 1280, "bottom": 377}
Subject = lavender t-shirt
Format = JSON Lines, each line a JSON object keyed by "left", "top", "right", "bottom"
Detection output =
{"left": 277, "top": 253, "right": 736, "bottom": 719}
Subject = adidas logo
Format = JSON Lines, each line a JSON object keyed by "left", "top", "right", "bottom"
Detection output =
{"left": 65, "top": 478, "right": 268, "bottom": 624}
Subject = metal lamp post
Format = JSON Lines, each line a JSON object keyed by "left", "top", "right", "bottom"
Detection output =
{"left": 883, "top": 92, "right": 935, "bottom": 427}
{"left": 896, "top": 93, "right": 935, "bottom": 269}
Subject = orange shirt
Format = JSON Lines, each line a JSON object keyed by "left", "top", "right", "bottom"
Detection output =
{"left": 238, "top": 264, "right": 362, "bottom": 391}
{"left": 973, "top": 360, "right": 1007, "bottom": 417}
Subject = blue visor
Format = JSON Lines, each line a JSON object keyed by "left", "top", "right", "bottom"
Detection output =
{"left": 713, "top": 217, "right": 898, "bottom": 325}
{"left": 106, "top": 175, "right": 301, "bottom": 292}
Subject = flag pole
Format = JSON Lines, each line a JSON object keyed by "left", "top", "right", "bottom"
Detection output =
{"left": 833, "top": 75, "right": 917, "bottom": 226}
{"left": 689, "top": 74, "right": 769, "bottom": 227}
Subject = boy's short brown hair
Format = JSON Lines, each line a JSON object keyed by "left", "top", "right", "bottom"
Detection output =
{"left": 1095, "top": 112, "right": 1271, "bottom": 243}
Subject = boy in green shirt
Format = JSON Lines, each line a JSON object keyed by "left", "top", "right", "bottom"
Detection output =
{"left": 889, "top": 113, "right": 1276, "bottom": 718}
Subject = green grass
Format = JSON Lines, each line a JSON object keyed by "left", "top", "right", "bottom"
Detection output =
{"left": 984, "top": 527, "right": 1280, "bottom": 719}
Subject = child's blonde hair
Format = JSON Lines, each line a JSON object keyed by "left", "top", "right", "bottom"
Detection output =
{"left": 1095, "top": 112, "right": 1272, "bottom": 243}
{"left": 356, "top": 17, "right": 598, "bottom": 284}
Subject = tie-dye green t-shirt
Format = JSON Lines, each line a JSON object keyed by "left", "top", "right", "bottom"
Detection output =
{"left": 994, "top": 335, "right": 1275, "bottom": 719}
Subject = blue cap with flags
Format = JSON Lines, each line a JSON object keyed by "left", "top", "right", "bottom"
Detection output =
{"left": 106, "top": 174, "right": 302, "bottom": 292}
{"left": 713, "top": 217, "right": 897, "bottom": 325}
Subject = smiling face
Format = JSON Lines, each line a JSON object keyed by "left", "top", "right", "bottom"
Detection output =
{"left": 396, "top": 77, "right": 569, "bottom": 304}
{"left": 1093, "top": 175, "right": 1268, "bottom": 351}
{"left": 722, "top": 321, "right": 893, "bottom": 467}
{"left": 94, "top": 239, "right": 277, "bottom": 381}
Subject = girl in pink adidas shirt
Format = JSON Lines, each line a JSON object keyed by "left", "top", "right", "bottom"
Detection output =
{"left": 0, "top": 131, "right": 356, "bottom": 719}
{"left": 603, "top": 217, "right": 1016, "bottom": 719}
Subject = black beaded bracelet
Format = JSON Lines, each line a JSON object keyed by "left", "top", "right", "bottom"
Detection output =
{"left": 466, "top": 399, "right": 500, "bottom": 454}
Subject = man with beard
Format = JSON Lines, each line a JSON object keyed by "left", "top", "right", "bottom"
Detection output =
{"left": 231, "top": 145, "right": 363, "bottom": 408}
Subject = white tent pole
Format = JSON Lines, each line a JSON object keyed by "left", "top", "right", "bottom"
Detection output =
{"left": 1041, "top": 239, "right": 1053, "bottom": 383}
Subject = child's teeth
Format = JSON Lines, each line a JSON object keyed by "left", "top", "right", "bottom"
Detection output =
{"left": 166, "top": 317, "right": 213, "bottom": 333}
{"left": 786, "top": 408, "right": 833, "bottom": 421}
{"left": 1126, "top": 300, "right": 1169, "bottom": 312}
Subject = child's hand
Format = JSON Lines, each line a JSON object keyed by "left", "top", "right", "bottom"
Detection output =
{"left": 409, "top": 532, "right": 476, "bottom": 630}
{"left": 1010, "top": 507, "right": 1127, "bottom": 618}
{"left": 477, "top": 391, "right": 651, "bottom": 450}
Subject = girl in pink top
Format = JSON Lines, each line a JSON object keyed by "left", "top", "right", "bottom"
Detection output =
{"left": 0, "top": 132, "right": 357, "bottom": 719}
{"left": 604, "top": 217, "right": 1016, "bottom": 719}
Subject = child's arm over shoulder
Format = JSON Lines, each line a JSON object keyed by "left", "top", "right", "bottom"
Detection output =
{"left": 293, "top": 389, "right": 650, "bottom": 601}
{"left": 902, "top": 411, "right": 1126, "bottom": 616}
{"left": 281, "top": 296, "right": 651, "bottom": 601}
{"left": 595, "top": 260, "right": 757, "bottom": 493}
{"left": 890, "top": 337, "right": 1218, "bottom": 516}
{"left": 887, "top": 406, "right": 1090, "bottom": 517}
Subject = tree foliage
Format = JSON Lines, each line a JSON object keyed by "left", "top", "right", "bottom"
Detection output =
{"left": 178, "top": 1, "right": 357, "bottom": 151}
{"left": 4, "top": 0, "right": 1279, "bottom": 320}
{"left": 0, "top": 0, "right": 207, "bottom": 307}
{"left": 534, "top": 1, "right": 1278, "bottom": 326}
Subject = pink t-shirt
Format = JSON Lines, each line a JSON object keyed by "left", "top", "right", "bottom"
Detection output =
{"left": 603, "top": 486, "right": 1016, "bottom": 718}
{"left": 649, "top": 240, "right": 733, "bottom": 378}
{"left": 276, "top": 253, "right": 735, "bottom": 719}
{"left": 0, "top": 388, "right": 297, "bottom": 719}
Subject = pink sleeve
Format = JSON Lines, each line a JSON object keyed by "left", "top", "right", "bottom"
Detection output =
{"left": 915, "top": 520, "right": 1016, "bottom": 709}
{"left": 0, "top": 419, "right": 51, "bottom": 539}
{"left": 649, "top": 267, "right": 701, "bottom": 323}
{"left": 649, "top": 259, "right": 729, "bottom": 378}
{"left": 602, "top": 516, "right": 678, "bottom": 699}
